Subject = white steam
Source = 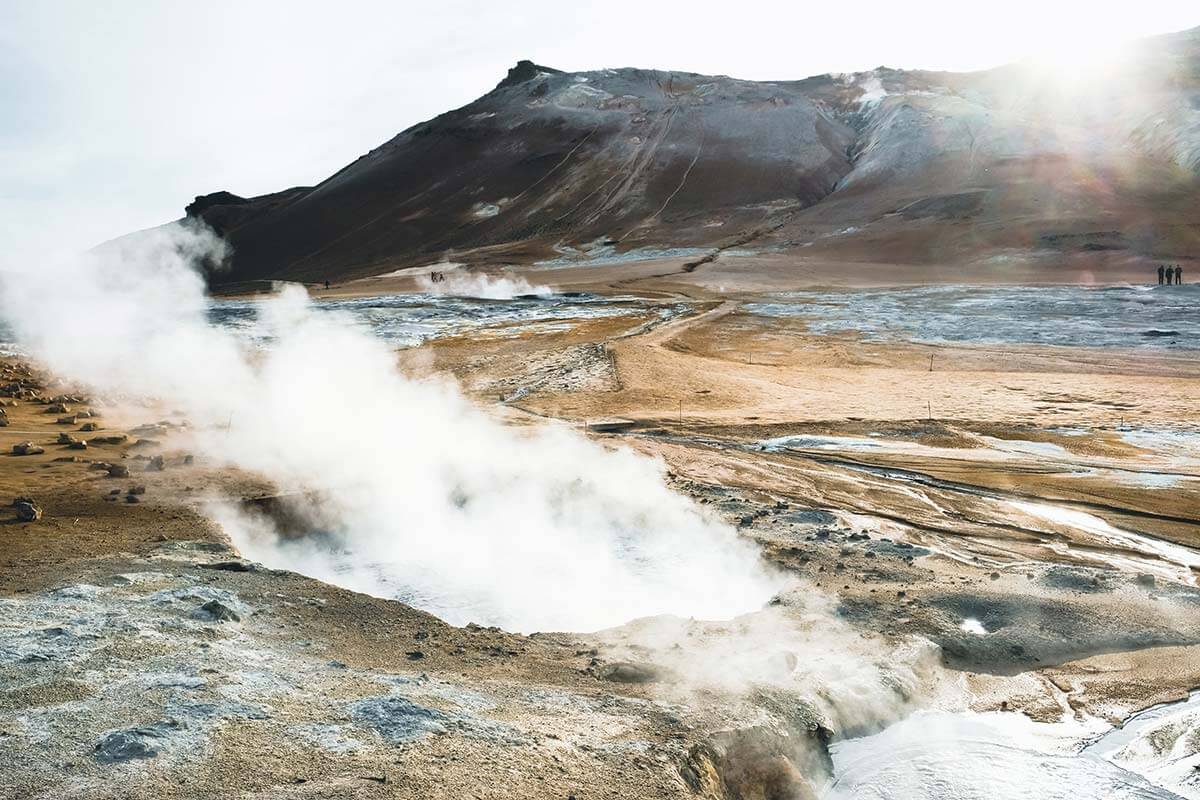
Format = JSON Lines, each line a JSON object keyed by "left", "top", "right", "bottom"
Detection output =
{"left": 0, "top": 222, "right": 780, "bottom": 632}
{"left": 603, "top": 602, "right": 944, "bottom": 736}
{"left": 416, "top": 267, "right": 552, "bottom": 299}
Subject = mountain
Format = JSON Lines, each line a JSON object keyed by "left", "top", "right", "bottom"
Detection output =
{"left": 182, "top": 28, "right": 1200, "bottom": 286}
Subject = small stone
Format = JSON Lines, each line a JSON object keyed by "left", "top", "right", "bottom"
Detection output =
{"left": 80, "top": 422, "right": 99, "bottom": 432}
{"left": 147, "top": 455, "right": 165, "bottom": 471}
{"left": 12, "top": 442, "right": 44, "bottom": 456}
{"left": 106, "top": 464, "right": 130, "bottom": 478}
{"left": 15, "top": 500, "right": 43, "bottom": 522}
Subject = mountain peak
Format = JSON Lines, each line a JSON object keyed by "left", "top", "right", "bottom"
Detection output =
{"left": 495, "top": 59, "right": 563, "bottom": 90}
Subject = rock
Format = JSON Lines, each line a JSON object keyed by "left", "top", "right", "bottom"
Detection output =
{"left": 46, "top": 403, "right": 70, "bottom": 414}
{"left": 183, "top": 454, "right": 194, "bottom": 465}
{"left": 12, "top": 442, "right": 44, "bottom": 456}
{"left": 200, "top": 600, "right": 241, "bottom": 622}
{"left": 56, "top": 433, "right": 77, "bottom": 445}
{"left": 597, "top": 661, "right": 661, "bottom": 684}
{"left": 128, "top": 485, "right": 146, "bottom": 495}
{"left": 200, "top": 560, "right": 255, "bottom": 572}
{"left": 94, "top": 720, "right": 182, "bottom": 763}
{"left": 1136, "top": 573, "right": 1156, "bottom": 588}
{"left": 56, "top": 415, "right": 77, "bottom": 425}
{"left": 124, "top": 495, "right": 140, "bottom": 504}
{"left": 80, "top": 422, "right": 99, "bottom": 432}
{"left": 67, "top": 440, "right": 88, "bottom": 450}
{"left": 91, "top": 434, "right": 128, "bottom": 445}
{"left": 106, "top": 464, "right": 130, "bottom": 478}
{"left": 15, "top": 500, "right": 43, "bottom": 522}
{"left": 147, "top": 455, "right": 165, "bottom": 471}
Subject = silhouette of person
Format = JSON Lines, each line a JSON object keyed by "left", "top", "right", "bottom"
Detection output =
{"left": 1158, "top": 264, "right": 1165, "bottom": 285}
{"left": 1176, "top": 265, "right": 1183, "bottom": 285}
{"left": 324, "top": 280, "right": 330, "bottom": 290}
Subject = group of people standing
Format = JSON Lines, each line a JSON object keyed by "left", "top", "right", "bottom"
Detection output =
{"left": 1158, "top": 264, "right": 1184, "bottom": 285}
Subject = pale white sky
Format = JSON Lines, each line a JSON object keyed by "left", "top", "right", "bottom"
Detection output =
{"left": 2, "top": 0, "right": 1197, "bottom": 258}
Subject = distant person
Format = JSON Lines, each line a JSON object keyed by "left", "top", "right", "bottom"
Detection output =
{"left": 1158, "top": 264, "right": 1165, "bottom": 285}
{"left": 1176, "top": 265, "right": 1183, "bottom": 285}
{"left": 324, "top": 280, "right": 330, "bottom": 290}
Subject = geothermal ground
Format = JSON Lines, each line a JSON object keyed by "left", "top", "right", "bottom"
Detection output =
{"left": 2, "top": 258, "right": 1200, "bottom": 799}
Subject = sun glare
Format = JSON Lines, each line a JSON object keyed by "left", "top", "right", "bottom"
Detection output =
{"left": 1025, "top": 32, "right": 1138, "bottom": 83}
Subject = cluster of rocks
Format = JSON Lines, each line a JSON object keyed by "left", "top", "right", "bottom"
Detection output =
{"left": 0, "top": 361, "right": 43, "bottom": 400}
{"left": 103, "top": 484, "right": 146, "bottom": 503}
{"left": 56, "top": 432, "right": 89, "bottom": 450}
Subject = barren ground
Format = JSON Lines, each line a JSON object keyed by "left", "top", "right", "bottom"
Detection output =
{"left": 3, "top": 265, "right": 1200, "bottom": 799}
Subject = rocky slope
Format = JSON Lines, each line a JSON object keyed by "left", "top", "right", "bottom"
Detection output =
{"left": 179, "top": 27, "right": 1200, "bottom": 286}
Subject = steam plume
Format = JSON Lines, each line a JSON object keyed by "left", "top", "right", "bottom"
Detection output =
{"left": 0, "top": 222, "right": 780, "bottom": 632}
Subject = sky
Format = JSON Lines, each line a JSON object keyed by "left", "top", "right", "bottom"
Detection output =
{"left": 2, "top": 0, "right": 1198, "bottom": 259}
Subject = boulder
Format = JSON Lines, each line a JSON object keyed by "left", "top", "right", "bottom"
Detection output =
{"left": 12, "top": 442, "right": 44, "bottom": 456}
{"left": 80, "top": 422, "right": 99, "bottom": 432}
{"left": 56, "top": 415, "right": 77, "bottom": 425}
{"left": 94, "top": 720, "right": 182, "bottom": 763}
{"left": 106, "top": 464, "right": 130, "bottom": 478}
{"left": 200, "top": 599, "right": 241, "bottom": 622}
{"left": 57, "top": 433, "right": 77, "bottom": 445}
{"left": 147, "top": 455, "right": 165, "bottom": 471}
{"left": 597, "top": 661, "right": 661, "bottom": 684}
{"left": 45, "top": 403, "right": 70, "bottom": 414}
